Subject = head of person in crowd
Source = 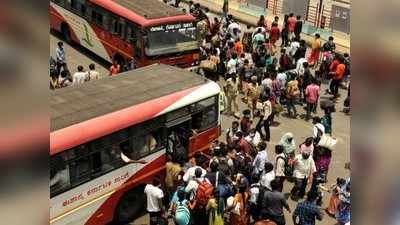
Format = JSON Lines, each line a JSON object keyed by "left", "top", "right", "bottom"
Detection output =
{"left": 248, "top": 128, "right": 257, "bottom": 138}
{"left": 258, "top": 15, "right": 265, "bottom": 23}
{"left": 258, "top": 141, "right": 267, "bottom": 152}
{"left": 303, "top": 61, "right": 309, "bottom": 69}
{"left": 57, "top": 41, "right": 63, "bottom": 48}
{"left": 89, "top": 63, "right": 95, "bottom": 71}
{"left": 290, "top": 13, "right": 294, "bottom": 17}
{"left": 296, "top": 15, "right": 301, "bottom": 20}
{"left": 315, "top": 33, "right": 320, "bottom": 39}
{"left": 251, "top": 172, "right": 260, "bottom": 184}
{"left": 210, "top": 160, "right": 219, "bottom": 173}
{"left": 246, "top": 24, "right": 252, "bottom": 30}
{"left": 228, "top": 40, "right": 235, "bottom": 49}
{"left": 177, "top": 189, "right": 186, "bottom": 203}
{"left": 77, "top": 65, "right": 84, "bottom": 72}
{"left": 265, "top": 38, "right": 270, "bottom": 44}
{"left": 275, "top": 144, "right": 284, "bottom": 155}
{"left": 182, "top": 8, "right": 187, "bottom": 13}
{"left": 256, "top": 27, "right": 262, "bottom": 34}
{"left": 306, "top": 190, "right": 318, "bottom": 202}
{"left": 300, "top": 39, "right": 306, "bottom": 46}
{"left": 305, "top": 137, "right": 314, "bottom": 147}
{"left": 60, "top": 69, "right": 70, "bottom": 80}
{"left": 234, "top": 130, "right": 244, "bottom": 142}
{"left": 194, "top": 167, "right": 203, "bottom": 179}
{"left": 274, "top": 16, "right": 279, "bottom": 23}
{"left": 272, "top": 22, "right": 278, "bottom": 28}
{"left": 243, "top": 109, "right": 251, "bottom": 118}
{"left": 231, "top": 121, "right": 240, "bottom": 133}
{"left": 231, "top": 52, "right": 238, "bottom": 60}
{"left": 270, "top": 179, "right": 281, "bottom": 191}
{"left": 264, "top": 161, "right": 274, "bottom": 174}
{"left": 328, "top": 36, "right": 334, "bottom": 44}
{"left": 312, "top": 116, "right": 321, "bottom": 125}
{"left": 233, "top": 28, "right": 240, "bottom": 36}
{"left": 281, "top": 48, "right": 286, "bottom": 55}
{"left": 153, "top": 176, "right": 161, "bottom": 187}
{"left": 251, "top": 75, "right": 257, "bottom": 85}
{"left": 344, "top": 52, "right": 349, "bottom": 59}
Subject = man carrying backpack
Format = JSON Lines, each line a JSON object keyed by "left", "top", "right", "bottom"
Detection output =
{"left": 274, "top": 145, "right": 290, "bottom": 192}
{"left": 189, "top": 168, "right": 213, "bottom": 225}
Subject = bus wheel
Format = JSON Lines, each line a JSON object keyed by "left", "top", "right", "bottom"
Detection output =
{"left": 61, "top": 23, "right": 72, "bottom": 43}
{"left": 114, "top": 186, "right": 146, "bottom": 224}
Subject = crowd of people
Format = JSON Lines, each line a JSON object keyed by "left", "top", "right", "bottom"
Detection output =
{"left": 50, "top": 1, "right": 351, "bottom": 224}
{"left": 147, "top": 124, "right": 350, "bottom": 225}
{"left": 141, "top": 2, "right": 350, "bottom": 225}
{"left": 49, "top": 41, "right": 134, "bottom": 89}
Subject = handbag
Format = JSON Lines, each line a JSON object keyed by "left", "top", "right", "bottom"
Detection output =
{"left": 318, "top": 134, "right": 337, "bottom": 150}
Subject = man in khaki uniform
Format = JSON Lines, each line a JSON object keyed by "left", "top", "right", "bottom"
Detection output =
{"left": 246, "top": 76, "right": 259, "bottom": 117}
{"left": 224, "top": 74, "right": 240, "bottom": 117}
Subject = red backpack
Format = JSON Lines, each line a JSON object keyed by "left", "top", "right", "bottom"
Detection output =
{"left": 195, "top": 179, "right": 214, "bottom": 208}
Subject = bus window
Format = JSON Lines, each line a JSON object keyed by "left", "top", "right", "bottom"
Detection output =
{"left": 191, "top": 102, "right": 218, "bottom": 132}
{"left": 132, "top": 128, "right": 164, "bottom": 159}
{"left": 110, "top": 16, "right": 125, "bottom": 38}
{"left": 70, "top": 0, "right": 86, "bottom": 16}
{"left": 50, "top": 153, "right": 71, "bottom": 196}
{"left": 90, "top": 7, "right": 106, "bottom": 28}
{"left": 68, "top": 145, "right": 91, "bottom": 186}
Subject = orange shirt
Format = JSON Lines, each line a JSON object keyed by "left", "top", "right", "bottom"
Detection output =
{"left": 334, "top": 63, "right": 345, "bottom": 80}
{"left": 234, "top": 41, "right": 243, "bottom": 55}
{"left": 109, "top": 64, "right": 120, "bottom": 76}
{"left": 311, "top": 38, "right": 321, "bottom": 50}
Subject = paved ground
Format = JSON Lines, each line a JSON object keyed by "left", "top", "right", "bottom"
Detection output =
{"left": 50, "top": 15, "right": 349, "bottom": 223}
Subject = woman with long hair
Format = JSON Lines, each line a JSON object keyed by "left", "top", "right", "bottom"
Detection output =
{"left": 206, "top": 190, "right": 225, "bottom": 225}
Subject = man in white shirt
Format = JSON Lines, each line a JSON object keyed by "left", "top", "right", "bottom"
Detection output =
{"left": 227, "top": 21, "right": 241, "bottom": 35}
{"left": 144, "top": 177, "right": 164, "bottom": 225}
{"left": 86, "top": 63, "right": 100, "bottom": 81}
{"left": 274, "top": 145, "right": 286, "bottom": 192}
{"left": 226, "top": 53, "right": 238, "bottom": 76}
{"left": 245, "top": 128, "right": 262, "bottom": 148}
{"left": 260, "top": 162, "right": 275, "bottom": 190}
{"left": 289, "top": 38, "right": 300, "bottom": 57}
{"left": 252, "top": 142, "right": 268, "bottom": 175}
{"left": 290, "top": 152, "right": 316, "bottom": 200}
{"left": 296, "top": 57, "right": 308, "bottom": 76}
{"left": 276, "top": 70, "right": 287, "bottom": 89}
{"left": 312, "top": 116, "right": 325, "bottom": 139}
{"left": 72, "top": 65, "right": 87, "bottom": 85}
{"left": 184, "top": 167, "right": 209, "bottom": 194}
{"left": 183, "top": 165, "right": 206, "bottom": 183}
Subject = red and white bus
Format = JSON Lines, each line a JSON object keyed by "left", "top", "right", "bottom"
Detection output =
{"left": 50, "top": 64, "right": 220, "bottom": 225}
{"left": 49, "top": 0, "right": 201, "bottom": 69}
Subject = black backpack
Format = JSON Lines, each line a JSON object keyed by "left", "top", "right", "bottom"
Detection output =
{"left": 276, "top": 154, "right": 293, "bottom": 177}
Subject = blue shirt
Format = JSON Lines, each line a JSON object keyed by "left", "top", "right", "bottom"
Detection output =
{"left": 293, "top": 201, "right": 323, "bottom": 225}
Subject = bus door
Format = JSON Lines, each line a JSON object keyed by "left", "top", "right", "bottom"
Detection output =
{"left": 166, "top": 115, "right": 192, "bottom": 161}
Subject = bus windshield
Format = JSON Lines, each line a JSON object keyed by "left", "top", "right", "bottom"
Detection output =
{"left": 145, "top": 23, "right": 198, "bottom": 56}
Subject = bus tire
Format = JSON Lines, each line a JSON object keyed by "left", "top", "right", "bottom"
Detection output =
{"left": 61, "top": 23, "right": 72, "bottom": 43}
{"left": 113, "top": 186, "right": 146, "bottom": 224}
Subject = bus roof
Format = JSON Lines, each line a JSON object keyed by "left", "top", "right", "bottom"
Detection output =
{"left": 50, "top": 64, "right": 220, "bottom": 155}
{"left": 51, "top": 64, "right": 209, "bottom": 132}
{"left": 91, "top": 0, "right": 195, "bottom": 27}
